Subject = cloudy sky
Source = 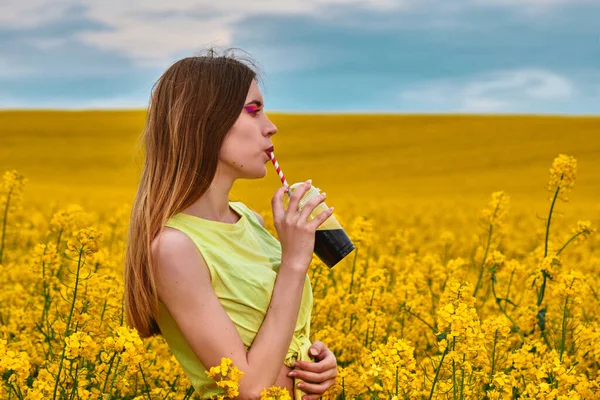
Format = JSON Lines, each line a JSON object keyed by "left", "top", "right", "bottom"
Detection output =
{"left": 1, "top": 0, "right": 599, "bottom": 113}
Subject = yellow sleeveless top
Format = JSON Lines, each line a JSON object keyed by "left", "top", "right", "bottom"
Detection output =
{"left": 156, "top": 201, "right": 314, "bottom": 399}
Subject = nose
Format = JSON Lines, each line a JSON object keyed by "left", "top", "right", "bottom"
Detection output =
{"left": 264, "top": 116, "right": 278, "bottom": 137}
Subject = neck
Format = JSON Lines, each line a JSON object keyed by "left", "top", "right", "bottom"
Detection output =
{"left": 184, "top": 166, "right": 237, "bottom": 222}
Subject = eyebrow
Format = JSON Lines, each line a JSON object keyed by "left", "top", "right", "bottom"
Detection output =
{"left": 245, "top": 100, "right": 263, "bottom": 107}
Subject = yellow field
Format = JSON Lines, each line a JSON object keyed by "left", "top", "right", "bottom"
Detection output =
{"left": 1, "top": 111, "right": 599, "bottom": 398}
{"left": 1, "top": 111, "right": 599, "bottom": 214}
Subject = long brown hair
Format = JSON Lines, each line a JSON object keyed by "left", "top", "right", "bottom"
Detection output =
{"left": 124, "top": 47, "right": 263, "bottom": 338}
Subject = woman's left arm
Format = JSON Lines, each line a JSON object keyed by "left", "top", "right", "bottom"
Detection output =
{"left": 287, "top": 340, "right": 338, "bottom": 400}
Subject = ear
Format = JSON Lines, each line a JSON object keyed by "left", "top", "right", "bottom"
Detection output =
{"left": 250, "top": 210, "right": 265, "bottom": 228}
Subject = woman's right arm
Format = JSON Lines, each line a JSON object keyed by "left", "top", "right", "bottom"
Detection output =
{"left": 153, "top": 182, "right": 333, "bottom": 400}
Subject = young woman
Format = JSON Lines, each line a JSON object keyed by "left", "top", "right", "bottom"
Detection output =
{"left": 124, "top": 49, "right": 338, "bottom": 400}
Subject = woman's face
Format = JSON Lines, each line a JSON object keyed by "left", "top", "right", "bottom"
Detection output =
{"left": 218, "top": 79, "right": 278, "bottom": 180}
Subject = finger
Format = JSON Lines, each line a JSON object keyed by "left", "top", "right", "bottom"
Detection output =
{"left": 289, "top": 366, "right": 337, "bottom": 383}
{"left": 298, "top": 192, "right": 327, "bottom": 223}
{"left": 300, "top": 394, "right": 321, "bottom": 400}
{"left": 315, "top": 351, "right": 337, "bottom": 370}
{"left": 300, "top": 394, "right": 322, "bottom": 400}
{"left": 296, "top": 353, "right": 337, "bottom": 375}
{"left": 271, "top": 185, "right": 289, "bottom": 223}
{"left": 287, "top": 180, "right": 312, "bottom": 216}
{"left": 307, "top": 206, "right": 335, "bottom": 231}
{"left": 297, "top": 378, "right": 336, "bottom": 396}
{"left": 294, "top": 359, "right": 329, "bottom": 373}
{"left": 309, "top": 340, "right": 326, "bottom": 358}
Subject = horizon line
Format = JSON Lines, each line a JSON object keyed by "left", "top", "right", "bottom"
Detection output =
{"left": 0, "top": 108, "right": 599, "bottom": 118}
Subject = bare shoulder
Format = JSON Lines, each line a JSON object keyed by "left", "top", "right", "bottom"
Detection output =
{"left": 249, "top": 209, "right": 265, "bottom": 228}
{"left": 151, "top": 227, "right": 199, "bottom": 265}
{"left": 151, "top": 227, "right": 211, "bottom": 299}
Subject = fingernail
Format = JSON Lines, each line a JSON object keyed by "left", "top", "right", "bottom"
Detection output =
{"left": 310, "top": 348, "right": 318, "bottom": 356}
{"left": 288, "top": 371, "right": 296, "bottom": 377}
{"left": 306, "top": 179, "right": 312, "bottom": 185}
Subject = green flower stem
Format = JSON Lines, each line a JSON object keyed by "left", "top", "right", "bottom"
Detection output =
{"left": 559, "top": 278, "right": 575, "bottom": 362}
{"left": 556, "top": 232, "right": 583, "bottom": 256}
{"left": 459, "top": 353, "right": 466, "bottom": 400}
{"left": 452, "top": 336, "right": 457, "bottom": 400}
{"left": 53, "top": 249, "right": 84, "bottom": 400}
{"left": 55, "top": 228, "right": 63, "bottom": 259}
{"left": 348, "top": 313, "right": 357, "bottom": 332}
{"left": 348, "top": 248, "right": 359, "bottom": 294}
{"left": 182, "top": 386, "right": 195, "bottom": 400}
{"left": 474, "top": 223, "right": 493, "bottom": 298}
{"left": 370, "top": 318, "right": 377, "bottom": 350}
{"left": 402, "top": 307, "right": 437, "bottom": 334}
{"left": 98, "top": 298, "right": 108, "bottom": 329}
{"left": 491, "top": 276, "right": 524, "bottom": 342}
{"left": 428, "top": 348, "right": 448, "bottom": 400}
{"left": 428, "top": 278, "right": 437, "bottom": 321}
{"left": 8, "top": 382, "right": 24, "bottom": 400}
{"left": 541, "top": 330, "right": 551, "bottom": 348}
{"left": 0, "top": 187, "right": 13, "bottom": 264}
{"left": 537, "top": 271, "right": 549, "bottom": 307}
{"left": 100, "top": 351, "right": 118, "bottom": 399}
{"left": 489, "top": 331, "right": 498, "bottom": 385}
{"left": 504, "top": 269, "right": 515, "bottom": 307}
{"left": 107, "top": 355, "right": 122, "bottom": 399}
{"left": 138, "top": 362, "right": 153, "bottom": 400}
{"left": 396, "top": 365, "right": 399, "bottom": 399}
{"left": 68, "top": 361, "right": 80, "bottom": 400}
{"left": 544, "top": 184, "right": 561, "bottom": 258}
{"left": 560, "top": 295, "right": 569, "bottom": 362}
{"left": 11, "top": 383, "right": 23, "bottom": 400}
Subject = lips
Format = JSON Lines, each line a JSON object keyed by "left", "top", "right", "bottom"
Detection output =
{"left": 264, "top": 146, "right": 274, "bottom": 154}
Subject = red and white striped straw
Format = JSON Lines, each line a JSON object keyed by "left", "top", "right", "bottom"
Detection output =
{"left": 269, "top": 151, "right": 291, "bottom": 196}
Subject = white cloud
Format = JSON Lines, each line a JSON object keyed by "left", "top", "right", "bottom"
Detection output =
{"left": 0, "top": 0, "right": 74, "bottom": 29}
{"left": 474, "top": 0, "right": 596, "bottom": 6}
{"left": 400, "top": 68, "right": 575, "bottom": 112}
{"left": 78, "top": 14, "right": 236, "bottom": 68}
{"left": 75, "top": 0, "right": 415, "bottom": 66}
{"left": 2, "top": 0, "right": 595, "bottom": 67}
{"left": 0, "top": 0, "right": 415, "bottom": 67}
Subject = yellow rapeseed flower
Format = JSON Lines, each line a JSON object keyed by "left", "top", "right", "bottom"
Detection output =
{"left": 2, "top": 150, "right": 599, "bottom": 399}
{"left": 362, "top": 336, "right": 418, "bottom": 398}
{"left": 260, "top": 386, "right": 292, "bottom": 399}
{"left": 349, "top": 215, "right": 374, "bottom": 248}
{"left": 571, "top": 220, "right": 595, "bottom": 244}
{"left": 65, "top": 331, "right": 99, "bottom": 361}
{"left": 481, "top": 191, "right": 510, "bottom": 228}
{"left": 547, "top": 154, "right": 577, "bottom": 202}
{"left": 0, "top": 169, "right": 27, "bottom": 198}
{"left": 436, "top": 278, "right": 484, "bottom": 354}
{"left": 65, "top": 226, "right": 103, "bottom": 257}
{"left": 205, "top": 357, "right": 244, "bottom": 398}
{"left": 538, "top": 254, "right": 562, "bottom": 279}
{"left": 0, "top": 339, "right": 31, "bottom": 386}
{"left": 49, "top": 204, "right": 89, "bottom": 233}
